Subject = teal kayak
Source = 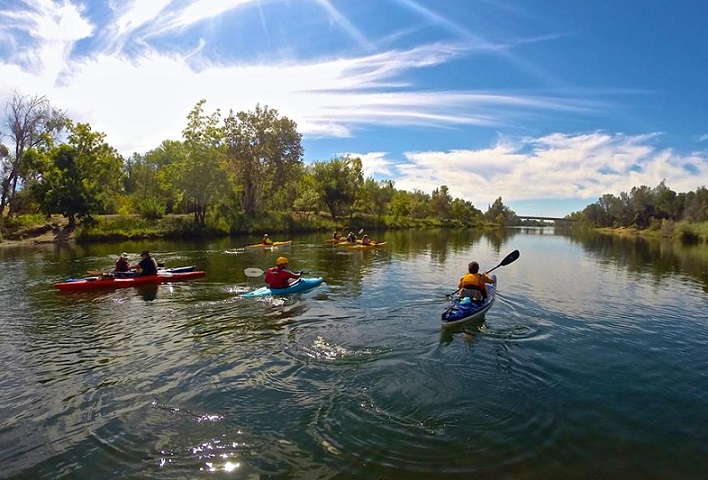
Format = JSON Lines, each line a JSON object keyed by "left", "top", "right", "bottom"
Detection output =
{"left": 243, "top": 277, "right": 324, "bottom": 297}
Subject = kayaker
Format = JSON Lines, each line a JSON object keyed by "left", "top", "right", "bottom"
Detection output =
{"left": 262, "top": 233, "right": 273, "bottom": 245}
{"left": 361, "top": 235, "right": 372, "bottom": 246}
{"left": 264, "top": 256, "right": 302, "bottom": 289}
{"left": 346, "top": 231, "right": 357, "bottom": 242}
{"left": 332, "top": 229, "right": 341, "bottom": 240}
{"left": 457, "top": 261, "right": 494, "bottom": 301}
{"left": 114, "top": 252, "right": 130, "bottom": 273}
{"left": 132, "top": 250, "right": 158, "bottom": 275}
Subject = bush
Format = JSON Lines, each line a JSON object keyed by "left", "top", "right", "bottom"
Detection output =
{"left": 136, "top": 198, "right": 166, "bottom": 220}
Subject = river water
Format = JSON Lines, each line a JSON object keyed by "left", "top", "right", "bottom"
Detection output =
{"left": 1, "top": 228, "right": 706, "bottom": 479}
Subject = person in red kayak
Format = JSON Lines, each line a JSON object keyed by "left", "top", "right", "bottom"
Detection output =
{"left": 114, "top": 252, "right": 130, "bottom": 272}
{"left": 457, "top": 261, "right": 494, "bottom": 301}
{"left": 264, "top": 256, "right": 301, "bottom": 289}
{"left": 132, "top": 250, "right": 158, "bottom": 275}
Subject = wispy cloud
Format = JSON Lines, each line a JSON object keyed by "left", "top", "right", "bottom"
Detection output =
{"left": 384, "top": 132, "right": 708, "bottom": 209}
{"left": 1, "top": 0, "right": 705, "bottom": 216}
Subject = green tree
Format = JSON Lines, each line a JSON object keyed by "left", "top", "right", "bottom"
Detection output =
{"left": 172, "top": 100, "right": 230, "bottom": 227}
{"left": 430, "top": 185, "right": 453, "bottom": 220}
{"left": 311, "top": 155, "right": 364, "bottom": 220}
{"left": 127, "top": 140, "right": 185, "bottom": 215}
{"left": 1, "top": 92, "right": 68, "bottom": 216}
{"left": 484, "top": 197, "right": 516, "bottom": 225}
{"left": 223, "top": 104, "right": 303, "bottom": 215}
{"left": 450, "top": 198, "right": 482, "bottom": 223}
{"left": 292, "top": 172, "right": 321, "bottom": 220}
{"left": 389, "top": 190, "right": 412, "bottom": 219}
{"left": 31, "top": 122, "right": 123, "bottom": 226}
{"left": 409, "top": 190, "right": 431, "bottom": 219}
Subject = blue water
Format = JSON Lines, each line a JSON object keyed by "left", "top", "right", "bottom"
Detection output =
{"left": 1, "top": 228, "right": 707, "bottom": 479}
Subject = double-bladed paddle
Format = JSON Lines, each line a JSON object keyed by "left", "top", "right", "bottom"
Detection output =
{"left": 244, "top": 267, "right": 310, "bottom": 278}
{"left": 446, "top": 249, "right": 520, "bottom": 297}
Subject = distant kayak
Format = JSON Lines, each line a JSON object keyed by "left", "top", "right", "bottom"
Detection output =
{"left": 242, "top": 277, "right": 324, "bottom": 297}
{"left": 55, "top": 270, "right": 206, "bottom": 291}
{"left": 244, "top": 240, "right": 292, "bottom": 250}
{"left": 347, "top": 241, "right": 387, "bottom": 250}
{"left": 441, "top": 275, "right": 497, "bottom": 327}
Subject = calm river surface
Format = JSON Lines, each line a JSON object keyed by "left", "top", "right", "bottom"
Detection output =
{"left": 1, "top": 228, "right": 707, "bottom": 479}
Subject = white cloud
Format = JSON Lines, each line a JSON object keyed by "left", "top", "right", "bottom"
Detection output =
{"left": 389, "top": 132, "right": 708, "bottom": 211}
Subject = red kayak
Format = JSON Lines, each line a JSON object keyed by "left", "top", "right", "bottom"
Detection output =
{"left": 54, "top": 271, "right": 206, "bottom": 291}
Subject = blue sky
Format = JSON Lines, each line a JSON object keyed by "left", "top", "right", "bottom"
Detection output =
{"left": 1, "top": 0, "right": 707, "bottom": 217}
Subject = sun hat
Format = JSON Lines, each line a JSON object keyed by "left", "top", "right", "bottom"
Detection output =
{"left": 120, "top": 252, "right": 129, "bottom": 258}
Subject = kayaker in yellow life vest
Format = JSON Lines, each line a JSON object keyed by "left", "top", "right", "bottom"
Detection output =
{"left": 457, "top": 261, "right": 494, "bottom": 301}
{"left": 262, "top": 233, "right": 273, "bottom": 245}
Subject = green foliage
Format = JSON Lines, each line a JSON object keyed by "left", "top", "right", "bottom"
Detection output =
{"left": 173, "top": 100, "right": 231, "bottom": 228}
{"left": 30, "top": 122, "right": 124, "bottom": 226}
{"left": 576, "top": 182, "right": 708, "bottom": 234}
{"left": 484, "top": 197, "right": 516, "bottom": 225}
{"left": 675, "top": 221, "right": 708, "bottom": 244}
{"left": 223, "top": 104, "right": 303, "bottom": 215}
{"left": 136, "top": 197, "right": 166, "bottom": 220}
{"left": 311, "top": 155, "right": 363, "bottom": 220}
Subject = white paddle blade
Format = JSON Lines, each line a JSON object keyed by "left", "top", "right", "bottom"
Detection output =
{"left": 244, "top": 267, "right": 264, "bottom": 277}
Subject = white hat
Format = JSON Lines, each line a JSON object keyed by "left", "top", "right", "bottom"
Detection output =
{"left": 121, "top": 252, "right": 129, "bottom": 258}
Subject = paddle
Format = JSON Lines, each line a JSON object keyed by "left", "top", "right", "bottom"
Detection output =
{"left": 244, "top": 267, "right": 310, "bottom": 278}
{"left": 244, "top": 267, "right": 265, "bottom": 277}
{"left": 446, "top": 249, "right": 520, "bottom": 297}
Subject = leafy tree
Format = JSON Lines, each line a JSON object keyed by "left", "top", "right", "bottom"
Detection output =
{"left": 389, "top": 190, "right": 412, "bottom": 219}
{"left": 450, "top": 198, "right": 482, "bottom": 222}
{"left": 311, "top": 155, "right": 364, "bottom": 220}
{"left": 223, "top": 104, "right": 303, "bottom": 215}
{"left": 355, "top": 178, "right": 395, "bottom": 221}
{"left": 682, "top": 187, "right": 708, "bottom": 222}
{"left": 409, "top": 190, "right": 432, "bottom": 219}
{"left": 430, "top": 185, "right": 452, "bottom": 220}
{"left": 485, "top": 197, "right": 516, "bottom": 225}
{"left": 292, "top": 172, "right": 321, "bottom": 220}
{"left": 173, "top": 100, "right": 230, "bottom": 227}
{"left": 31, "top": 122, "right": 123, "bottom": 226}
{"left": 127, "top": 140, "right": 185, "bottom": 215}
{"left": 653, "top": 180, "right": 681, "bottom": 220}
{"left": 1, "top": 92, "right": 68, "bottom": 216}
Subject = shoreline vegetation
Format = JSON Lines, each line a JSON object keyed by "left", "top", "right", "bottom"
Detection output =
{"left": 2, "top": 94, "right": 706, "bottom": 248}
{"left": 1, "top": 213, "right": 707, "bottom": 247}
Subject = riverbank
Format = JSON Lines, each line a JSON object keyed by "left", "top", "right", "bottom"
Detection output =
{"left": 0, "top": 216, "right": 74, "bottom": 247}
{"left": 596, "top": 220, "right": 708, "bottom": 244}
{"left": 2, "top": 212, "right": 498, "bottom": 247}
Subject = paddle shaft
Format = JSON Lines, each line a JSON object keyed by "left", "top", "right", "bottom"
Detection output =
{"left": 446, "top": 249, "right": 520, "bottom": 296}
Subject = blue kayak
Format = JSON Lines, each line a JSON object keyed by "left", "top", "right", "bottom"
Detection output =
{"left": 441, "top": 275, "right": 497, "bottom": 327}
{"left": 243, "top": 277, "right": 325, "bottom": 297}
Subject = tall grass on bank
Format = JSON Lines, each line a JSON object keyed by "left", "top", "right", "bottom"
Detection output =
{"left": 675, "top": 221, "right": 708, "bottom": 244}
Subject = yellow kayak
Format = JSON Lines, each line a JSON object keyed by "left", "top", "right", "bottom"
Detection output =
{"left": 244, "top": 240, "right": 292, "bottom": 250}
{"left": 348, "top": 241, "right": 387, "bottom": 250}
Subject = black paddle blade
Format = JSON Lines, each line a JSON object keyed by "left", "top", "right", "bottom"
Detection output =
{"left": 500, "top": 249, "right": 520, "bottom": 266}
{"left": 486, "top": 249, "right": 520, "bottom": 273}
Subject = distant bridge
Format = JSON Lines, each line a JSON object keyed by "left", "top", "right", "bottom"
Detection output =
{"left": 516, "top": 215, "right": 576, "bottom": 223}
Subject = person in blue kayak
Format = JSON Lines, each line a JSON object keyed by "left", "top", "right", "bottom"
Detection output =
{"left": 132, "top": 250, "right": 158, "bottom": 275}
{"left": 265, "top": 256, "right": 302, "bottom": 289}
{"left": 457, "top": 261, "right": 494, "bottom": 301}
